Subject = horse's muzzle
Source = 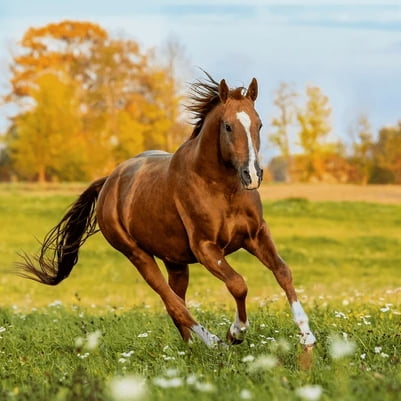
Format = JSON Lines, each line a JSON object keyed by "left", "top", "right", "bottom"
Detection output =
{"left": 239, "top": 163, "right": 263, "bottom": 190}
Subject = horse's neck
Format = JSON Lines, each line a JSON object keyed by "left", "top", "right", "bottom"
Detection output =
{"left": 190, "top": 115, "right": 240, "bottom": 191}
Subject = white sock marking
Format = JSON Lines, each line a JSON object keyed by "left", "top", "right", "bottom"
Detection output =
{"left": 229, "top": 312, "right": 249, "bottom": 341}
{"left": 291, "top": 301, "right": 316, "bottom": 346}
{"left": 191, "top": 324, "right": 223, "bottom": 347}
{"left": 236, "top": 111, "right": 259, "bottom": 189}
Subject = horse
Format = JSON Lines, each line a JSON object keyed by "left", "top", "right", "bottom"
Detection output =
{"left": 19, "top": 73, "right": 316, "bottom": 348}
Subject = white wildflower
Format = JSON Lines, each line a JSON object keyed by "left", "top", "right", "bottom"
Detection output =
{"left": 186, "top": 374, "right": 198, "bottom": 385}
{"left": 121, "top": 351, "right": 134, "bottom": 358}
{"left": 334, "top": 311, "right": 347, "bottom": 319}
{"left": 194, "top": 381, "right": 215, "bottom": 392}
{"left": 241, "top": 355, "right": 255, "bottom": 363}
{"left": 165, "top": 368, "right": 179, "bottom": 377}
{"left": 75, "top": 337, "right": 84, "bottom": 348}
{"left": 109, "top": 375, "right": 147, "bottom": 401}
{"left": 329, "top": 335, "right": 356, "bottom": 359}
{"left": 153, "top": 377, "right": 183, "bottom": 388}
{"left": 380, "top": 352, "right": 389, "bottom": 358}
{"left": 380, "top": 306, "right": 390, "bottom": 313}
{"left": 360, "top": 353, "right": 366, "bottom": 360}
{"left": 374, "top": 346, "right": 382, "bottom": 354}
{"left": 0, "top": 327, "right": 6, "bottom": 333}
{"left": 295, "top": 385, "right": 323, "bottom": 401}
{"left": 118, "top": 358, "right": 127, "bottom": 364}
{"left": 271, "top": 338, "right": 291, "bottom": 353}
{"left": 248, "top": 354, "right": 278, "bottom": 372}
{"left": 240, "top": 389, "right": 253, "bottom": 399}
{"left": 77, "top": 352, "right": 90, "bottom": 359}
{"left": 48, "top": 300, "right": 63, "bottom": 307}
{"left": 177, "top": 351, "right": 186, "bottom": 356}
{"left": 137, "top": 333, "right": 148, "bottom": 338}
{"left": 86, "top": 330, "right": 102, "bottom": 350}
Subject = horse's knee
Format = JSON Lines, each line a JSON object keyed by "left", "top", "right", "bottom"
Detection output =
{"left": 226, "top": 273, "right": 248, "bottom": 300}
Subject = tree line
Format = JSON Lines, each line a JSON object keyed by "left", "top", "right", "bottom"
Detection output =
{"left": 268, "top": 83, "right": 401, "bottom": 184}
{"left": 0, "top": 21, "right": 189, "bottom": 182}
{"left": 0, "top": 20, "right": 400, "bottom": 184}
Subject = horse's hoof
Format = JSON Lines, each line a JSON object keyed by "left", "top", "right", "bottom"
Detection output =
{"left": 300, "top": 332, "right": 317, "bottom": 348}
{"left": 304, "top": 343, "right": 316, "bottom": 352}
{"left": 226, "top": 328, "right": 244, "bottom": 345}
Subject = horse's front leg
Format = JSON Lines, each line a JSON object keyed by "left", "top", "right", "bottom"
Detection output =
{"left": 193, "top": 241, "right": 249, "bottom": 345}
{"left": 245, "top": 222, "right": 316, "bottom": 347}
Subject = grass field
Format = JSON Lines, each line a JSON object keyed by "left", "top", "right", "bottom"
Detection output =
{"left": 0, "top": 183, "right": 400, "bottom": 401}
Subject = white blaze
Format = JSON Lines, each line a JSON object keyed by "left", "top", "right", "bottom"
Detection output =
{"left": 236, "top": 111, "right": 259, "bottom": 188}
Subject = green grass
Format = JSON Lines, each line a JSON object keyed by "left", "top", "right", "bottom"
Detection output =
{"left": 0, "top": 185, "right": 400, "bottom": 400}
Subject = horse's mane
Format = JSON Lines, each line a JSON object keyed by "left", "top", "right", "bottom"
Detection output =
{"left": 187, "top": 71, "right": 245, "bottom": 139}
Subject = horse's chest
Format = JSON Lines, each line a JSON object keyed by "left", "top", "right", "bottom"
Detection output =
{"left": 217, "top": 210, "right": 257, "bottom": 251}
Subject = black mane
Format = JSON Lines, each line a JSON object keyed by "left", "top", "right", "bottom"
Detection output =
{"left": 186, "top": 71, "right": 245, "bottom": 139}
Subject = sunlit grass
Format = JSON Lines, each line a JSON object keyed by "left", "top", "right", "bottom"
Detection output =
{"left": 1, "top": 184, "right": 400, "bottom": 400}
{"left": 1, "top": 187, "right": 400, "bottom": 309}
{"left": 0, "top": 302, "right": 400, "bottom": 401}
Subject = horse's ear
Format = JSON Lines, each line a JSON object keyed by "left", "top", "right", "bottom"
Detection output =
{"left": 246, "top": 78, "right": 258, "bottom": 101}
{"left": 219, "top": 79, "right": 229, "bottom": 103}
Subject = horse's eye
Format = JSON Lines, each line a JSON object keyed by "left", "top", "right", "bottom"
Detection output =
{"left": 259, "top": 123, "right": 263, "bottom": 131}
{"left": 224, "top": 123, "right": 232, "bottom": 132}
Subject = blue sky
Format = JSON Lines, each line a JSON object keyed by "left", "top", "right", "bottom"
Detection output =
{"left": 1, "top": 1, "right": 401, "bottom": 159}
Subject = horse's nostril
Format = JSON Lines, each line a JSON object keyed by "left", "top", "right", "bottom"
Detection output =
{"left": 240, "top": 168, "right": 251, "bottom": 186}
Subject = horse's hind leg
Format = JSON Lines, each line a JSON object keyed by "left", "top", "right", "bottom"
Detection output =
{"left": 124, "top": 247, "right": 222, "bottom": 346}
{"left": 164, "top": 262, "right": 192, "bottom": 341}
{"left": 245, "top": 222, "right": 316, "bottom": 347}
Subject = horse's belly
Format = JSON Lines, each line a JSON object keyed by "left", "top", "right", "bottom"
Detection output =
{"left": 128, "top": 211, "right": 196, "bottom": 264}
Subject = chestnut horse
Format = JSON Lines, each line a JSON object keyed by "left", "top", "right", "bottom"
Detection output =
{"left": 20, "top": 74, "right": 316, "bottom": 347}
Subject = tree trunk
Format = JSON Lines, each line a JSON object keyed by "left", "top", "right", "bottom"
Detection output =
{"left": 38, "top": 165, "right": 46, "bottom": 183}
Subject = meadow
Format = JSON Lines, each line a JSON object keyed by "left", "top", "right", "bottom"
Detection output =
{"left": 0, "top": 183, "right": 400, "bottom": 401}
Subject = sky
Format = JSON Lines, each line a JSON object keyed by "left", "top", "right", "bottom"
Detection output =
{"left": 1, "top": 0, "right": 401, "bottom": 160}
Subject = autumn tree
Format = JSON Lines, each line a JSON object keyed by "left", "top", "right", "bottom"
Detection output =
{"left": 4, "top": 20, "right": 185, "bottom": 181}
{"left": 296, "top": 86, "right": 332, "bottom": 180}
{"left": 373, "top": 123, "right": 401, "bottom": 183}
{"left": 350, "top": 114, "right": 374, "bottom": 184}
{"left": 269, "top": 82, "right": 297, "bottom": 181}
{"left": 8, "top": 73, "right": 84, "bottom": 182}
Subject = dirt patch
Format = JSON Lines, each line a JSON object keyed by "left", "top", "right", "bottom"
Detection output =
{"left": 259, "top": 183, "right": 401, "bottom": 204}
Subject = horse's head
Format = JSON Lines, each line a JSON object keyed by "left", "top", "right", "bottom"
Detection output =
{"left": 218, "top": 78, "right": 263, "bottom": 190}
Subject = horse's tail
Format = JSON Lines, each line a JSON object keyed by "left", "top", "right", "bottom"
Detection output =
{"left": 18, "top": 177, "right": 108, "bottom": 285}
